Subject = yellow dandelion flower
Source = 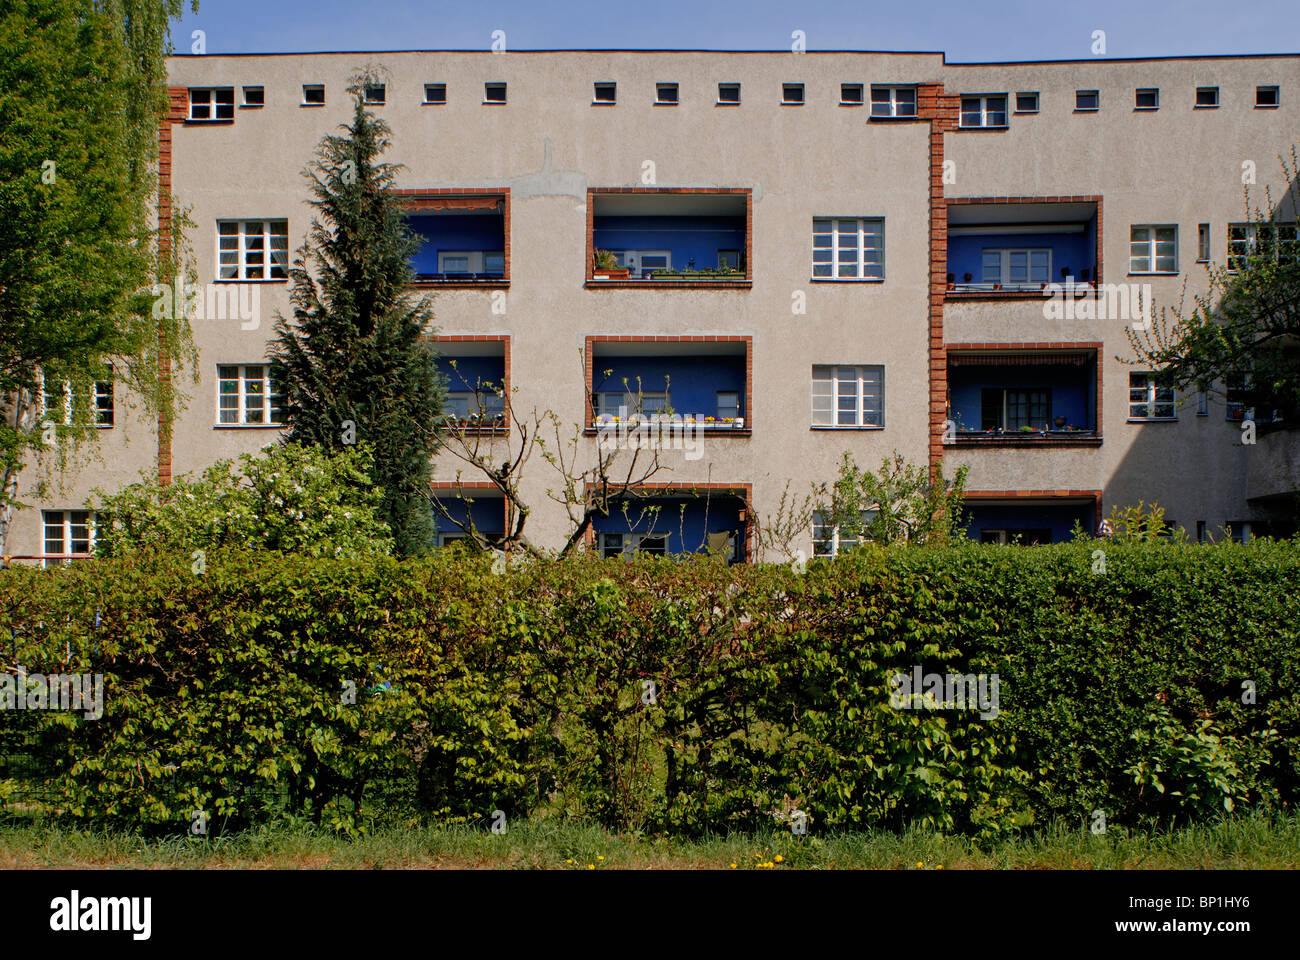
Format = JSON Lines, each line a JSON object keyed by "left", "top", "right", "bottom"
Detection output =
{"left": 774, "top": 855, "right": 784, "bottom": 863}
{"left": 597, "top": 856, "right": 604, "bottom": 860}
{"left": 566, "top": 859, "right": 572, "bottom": 864}
{"left": 588, "top": 864, "right": 595, "bottom": 870}
{"left": 729, "top": 863, "right": 737, "bottom": 869}
{"left": 936, "top": 864, "right": 943, "bottom": 870}
{"left": 916, "top": 861, "right": 923, "bottom": 868}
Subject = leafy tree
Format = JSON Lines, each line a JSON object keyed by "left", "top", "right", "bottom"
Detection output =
{"left": 1129, "top": 149, "right": 1300, "bottom": 425}
{"left": 815, "top": 452, "right": 969, "bottom": 546}
{"left": 0, "top": 0, "right": 198, "bottom": 550}
{"left": 91, "top": 441, "right": 393, "bottom": 558}
{"left": 271, "top": 71, "right": 444, "bottom": 556}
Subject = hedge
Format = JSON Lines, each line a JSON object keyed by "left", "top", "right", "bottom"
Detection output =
{"left": 1, "top": 541, "right": 1296, "bottom": 837}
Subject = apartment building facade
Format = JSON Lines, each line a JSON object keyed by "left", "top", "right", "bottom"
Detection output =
{"left": 9, "top": 49, "right": 1300, "bottom": 562}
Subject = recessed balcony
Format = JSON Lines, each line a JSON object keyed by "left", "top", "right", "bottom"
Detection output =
{"left": 946, "top": 348, "right": 1101, "bottom": 446}
{"left": 946, "top": 199, "right": 1100, "bottom": 298}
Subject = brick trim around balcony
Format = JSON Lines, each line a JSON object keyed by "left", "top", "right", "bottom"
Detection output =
{"left": 962, "top": 489, "right": 1104, "bottom": 530}
{"left": 944, "top": 341, "right": 1104, "bottom": 447}
{"left": 430, "top": 334, "right": 511, "bottom": 436}
{"left": 942, "top": 195, "right": 1105, "bottom": 297}
{"left": 392, "top": 187, "right": 510, "bottom": 289}
{"left": 580, "top": 481, "right": 755, "bottom": 562}
{"left": 428, "top": 479, "right": 509, "bottom": 538}
{"left": 156, "top": 86, "right": 190, "bottom": 488}
{"left": 585, "top": 187, "right": 752, "bottom": 288}
{"left": 583, "top": 335, "right": 753, "bottom": 436}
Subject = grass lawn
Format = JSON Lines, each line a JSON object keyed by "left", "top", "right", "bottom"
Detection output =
{"left": 1, "top": 814, "right": 1296, "bottom": 869}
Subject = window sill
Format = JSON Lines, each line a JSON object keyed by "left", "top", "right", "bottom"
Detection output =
{"left": 300, "top": 102, "right": 326, "bottom": 108}
{"left": 422, "top": 101, "right": 447, "bottom": 107}
{"left": 810, "top": 277, "right": 885, "bottom": 283}
{"left": 1134, "top": 107, "right": 1159, "bottom": 112}
{"left": 715, "top": 101, "right": 741, "bottom": 107}
{"left": 184, "top": 119, "right": 235, "bottom": 126}
{"left": 839, "top": 101, "right": 864, "bottom": 107}
{"left": 410, "top": 279, "right": 509, "bottom": 289}
{"left": 1127, "top": 418, "right": 1178, "bottom": 423}
{"left": 1073, "top": 108, "right": 1100, "bottom": 114}
{"left": 1127, "top": 271, "right": 1179, "bottom": 277}
{"left": 945, "top": 287, "right": 1087, "bottom": 301}
{"left": 214, "top": 423, "right": 288, "bottom": 429}
{"left": 945, "top": 435, "right": 1103, "bottom": 448}
{"left": 440, "top": 425, "right": 509, "bottom": 437}
{"left": 780, "top": 102, "right": 805, "bottom": 107}
{"left": 239, "top": 104, "right": 264, "bottom": 110}
{"left": 1254, "top": 104, "right": 1280, "bottom": 110}
{"left": 591, "top": 101, "right": 616, "bottom": 106}
{"left": 585, "top": 279, "right": 751, "bottom": 289}
{"left": 811, "top": 425, "right": 884, "bottom": 431}
{"left": 868, "top": 114, "right": 921, "bottom": 121}
{"left": 957, "top": 124, "right": 1009, "bottom": 131}
{"left": 214, "top": 278, "right": 289, "bottom": 284}
{"left": 1013, "top": 110, "right": 1040, "bottom": 116}
{"left": 583, "top": 426, "right": 751, "bottom": 437}
{"left": 1194, "top": 104, "right": 1220, "bottom": 110}
{"left": 653, "top": 102, "right": 679, "bottom": 107}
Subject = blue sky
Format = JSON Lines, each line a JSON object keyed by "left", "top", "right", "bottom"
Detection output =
{"left": 176, "top": 0, "right": 1300, "bottom": 60}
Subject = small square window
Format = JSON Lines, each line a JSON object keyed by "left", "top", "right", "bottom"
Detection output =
{"left": 242, "top": 85, "right": 264, "bottom": 107}
{"left": 1076, "top": 89, "right": 1099, "bottom": 111}
{"left": 424, "top": 83, "right": 447, "bottom": 104}
{"left": 1135, "top": 87, "right": 1159, "bottom": 109}
{"left": 1195, "top": 86, "right": 1219, "bottom": 108}
{"left": 840, "top": 83, "right": 863, "bottom": 104}
{"left": 593, "top": 82, "right": 616, "bottom": 103}
{"left": 1198, "top": 223, "right": 1211, "bottom": 262}
{"left": 717, "top": 82, "right": 740, "bottom": 104}
{"left": 656, "top": 82, "right": 679, "bottom": 104}
{"left": 782, "top": 83, "right": 805, "bottom": 104}
{"left": 1015, "top": 91, "right": 1039, "bottom": 113}
{"left": 364, "top": 83, "right": 386, "bottom": 105}
{"left": 302, "top": 84, "right": 325, "bottom": 105}
{"left": 1256, "top": 85, "right": 1279, "bottom": 108}
{"left": 484, "top": 82, "right": 507, "bottom": 103}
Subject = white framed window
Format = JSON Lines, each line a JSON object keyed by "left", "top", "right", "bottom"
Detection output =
{"left": 812, "top": 365, "right": 883, "bottom": 428}
{"left": 960, "top": 94, "right": 1007, "bottom": 128}
{"left": 812, "top": 509, "right": 877, "bottom": 556}
{"left": 601, "top": 531, "right": 669, "bottom": 557}
{"left": 870, "top": 85, "right": 917, "bottom": 117}
{"left": 1256, "top": 85, "right": 1279, "bottom": 108}
{"left": 812, "top": 218, "right": 884, "bottom": 280}
{"left": 981, "top": 248, "right": 1051, "bottom": 287}
{"left": 38, "top": 365, "right": 113, "bottom": 427}
{"left": 364, "top": 83, "right": 386, "bottom": 104}
{"left": 614, "top": 250, "right": 672, "bottom": 277}
{"left": 242, "top": 86, "right": 265, "bottom": 107}
{"left": 593, "top": 82, "right": 616, "bottom": 103}
{"left": 1130, "top": 225, "right": 1178, "bottom": 274}
{"left": 655, "top": 83, "right": 679, "bottom": 104}
{"left": 302, "top": 84, "right": 325, "bottom": 105}
{"left": 217, "top": 220, "right": 289, "bottom": 280}
{"left": 1135, "top": 87, "right": 1159, "bottom": 110}
{"left": 717, "top": 83, "right": 741, "bottom": 104}
{"left": 597, "top": 391, "right": 670, "bottom": 418}
{"left": 42, "top": 510, "right": 96, "bottom": 566}
{"left": 437, "top": 250, "right": 505, "bottom": 275}
{"left": 189, "top": 87, "right": 234, "bottom": 121}
{"left": 840, "top": 83, "right": 864, "bottom": 105}
{"left": 424, "top": 83, "right": 447, "bottom": 104}
{"left": 445, "top": 389, "right": 505, "bottom": 420}
{"left": 484, "top": 82, "right": 507, "bottom": 104}
{"left": 217, "top": 364, "right": 285, "bottom": 426}
{"left": 1129, "top": 372, "right": 1176, "bottom": 420}
{"left": 1228, "top": 222, "right": 1300, "bottom": 269}
{"left": 1197, "top": 223, "right": 1211, "bottom": 262}
{"left": 781, "top": 83, "right": 805, "bottom": 104}
{"left": 1195, "top": 86, "right": 1219, "bottom": 108}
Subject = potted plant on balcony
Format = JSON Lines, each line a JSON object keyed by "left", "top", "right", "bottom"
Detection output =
{"left": 1053, "top": 416, "right": 1068, "bottom": 429}
{"left": 593, "top": 249, "right": 630, "bottom": 280}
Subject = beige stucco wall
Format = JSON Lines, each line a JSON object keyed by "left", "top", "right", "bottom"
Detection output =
{"left": 7, "top": 50, "right": 1298, "bottom": 557}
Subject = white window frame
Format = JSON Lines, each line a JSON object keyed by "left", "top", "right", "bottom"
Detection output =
{"left": 717, "top": 83, "right": 741, "bottom": 105}
{"left": 241, "top": 85, "right": 265, "bottom": 107}
{"left": 1129, "top": 372, "right": 1176, "bottom": 421}
{"left": 42, "top": 510, "right": 96, "bottom": 567}
{"left": 1129, "top": 225, "right": 1178, "bottom": 274}
{"left": 600, "top": 531, "right": 669, "bottom": 557}
{"left": 615, "top": 250, "right": 673, "bottom": 277}
{"left": 959, "top": 94, "right": 1008, "bottom": 128}
{"left": 1256, "top": 85, "right": 1280, "bottom": 108}
{"left": 811, "top": 364, "right": 884, "bottom": 428}
{"left": 840, "top": 83, "right": 864, "bottom": 105}
{"left": 217, "top": 364, "right": 285, "bottom": 426}
{"left": 870, "top": 85, "right": 917, "bottom": 118}
{"left": 302, "top": 84, "right": 325, "bottom": 105}
{"left": 781, "top": 83, "right": 805, "bottom": 104}
{"left": 217, "top": 219, "right": 289, "bottom": 281}
{"left": 424, "top": 83, "right": 447, "bottom": 104}
{"left": 363, "top": 83, "right": 386, "bottom": 105}
{"left": 188, "top": 87, "right": 234, "bottom": 121}
{"left": 37, "top": 366, "right": 113, "bottom": 428}
{"left": 812, "top": 509, "right": 878, "bottom": 556}
{"left": 812, "top": 218, "right": 884, "bottom": 280}
{"left": 484, "top": 82, "right": 508, "bottom": 104}
{"left": 596, "top": 390, "right": 670, "bottom": 418}
{"left": 655, "top": 83, "right": 679, "bottom": 105}
{"left": 980, "top": 248, "right": 1052, "bottom": 287}
{"left": 1228, "top": 222, "right": 1300, "bottom": 269}
{"left": 1135, "top": 87, "right": 1160, "bottom": 110}
{"left": 1197, "top": 223, "right": 1211, "bottom": 262}
{"left": 1195, "top": 86, "right": 1219, "bottom": 108}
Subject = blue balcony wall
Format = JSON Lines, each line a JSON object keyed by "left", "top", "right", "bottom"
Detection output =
{"left": 948, "top": 228, "right": 1095, "bottom": 282}
{"left": 594, "top": 496, "right": 745, "bottom": 554}
{"left": 593, "top": 215, "right": 745, "bottom": 271}
{"left": 592, "top": 355, "right": 744, "bottom": 418}
{"left": 949, "top": 364, "right": 1095, "bottom": 431}
{"left": 407, "top": 213, "right": 504, "bottom": 275}
{"left": 964, "top": 502, "right": 1094, "bottom": 544}
{"left": 434, "top": 495, "right": 504, "bottom": 537}
{"left": 436, "top": 355, "right": 505, "bottom": 392}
